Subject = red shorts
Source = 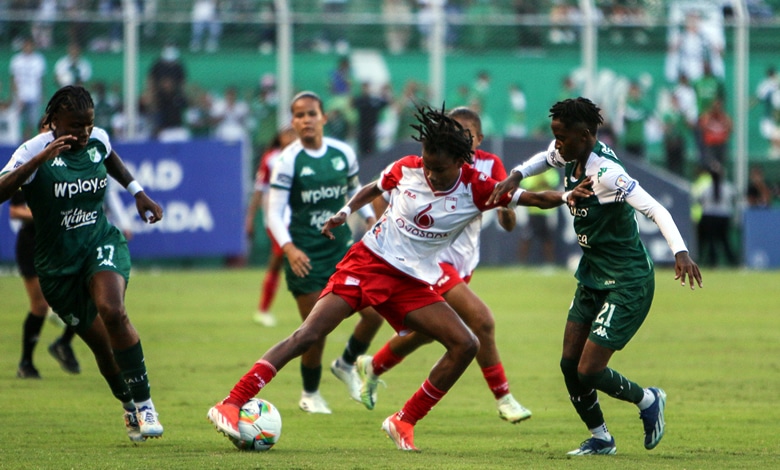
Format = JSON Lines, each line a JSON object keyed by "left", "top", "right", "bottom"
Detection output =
{"left": 321, "top": 241, "right": 445, "bottom": 333}
{"left": 434, "top": 262, "right": 471, "bottom": 295}
{"left": 266, "top": 228, "right": 283, "bottom": 257}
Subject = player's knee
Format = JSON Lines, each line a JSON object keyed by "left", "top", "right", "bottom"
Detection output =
{"left": 97, "top": 302, "right": 128, "bottom": 328}
{"left": 289, "top": 325, "right": 324, "bottom": 351}
{"left": 470, "top": 314, "right": 495, "bottom": 342}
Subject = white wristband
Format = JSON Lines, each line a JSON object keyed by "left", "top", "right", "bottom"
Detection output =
{"left": 127, "top": 180, "right": 144, "bottom": 196}
{"left": 338, "top": 205, "right": 352, "bottom": 217}
{"left": 561, "top": 191, "right": 572, "bottom": 203}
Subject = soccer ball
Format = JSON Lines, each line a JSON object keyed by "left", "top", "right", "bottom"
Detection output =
{"left": 231, "top": 398, "right": 282, "bottom": 451}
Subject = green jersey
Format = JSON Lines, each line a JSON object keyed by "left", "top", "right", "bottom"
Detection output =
{"left": 1, "top": 128, "right": 120, "bottom": 277}
{"left": 269, "top": 136, "right": 360, "bottom": 270}
{"left": 563, "top": 141, "right": 653, "bottom": 289}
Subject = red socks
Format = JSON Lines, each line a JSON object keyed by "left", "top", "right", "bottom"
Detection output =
{"left": 225, "top": 359, "right": 277, "bottom": 407}
{"left": 481, "top": 363, "right": 510, "bottom": 399}
{"left": 259, "top": 270, "right": 280, "bottom": 312}
{"left": 397, "top": 379, "right": 446, "bottom": 425}
{"left": 372, "top": 342, "right": 404, "bottom": 376}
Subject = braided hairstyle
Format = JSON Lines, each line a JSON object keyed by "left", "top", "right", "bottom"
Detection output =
{"left": 43, "top": 85, "right": 94, "bottom": 128}
{"left": 411, "top": 103, "right": 473, "bottom": 164}
{"left": 549, "top": 97, "right": 603, "bottom": 135}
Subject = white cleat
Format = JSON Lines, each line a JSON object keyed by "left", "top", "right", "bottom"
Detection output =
{"left": 137, "top": 406, "right": 164, "bottom": 438}
{"left": 330, "top": 359, "right": 362, "bottom": 403}
{"left": 253, "top": 311, "right": 277, "bottom": 327}
{"left": 497, "top": 393, "right": 532, "bottom": 423}
{"left": 299, "top": 391, "right": 332, "bottom": 414}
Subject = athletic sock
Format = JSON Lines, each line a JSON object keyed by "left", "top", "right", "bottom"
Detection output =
{"left": 300, "top": 363, "right": 322, "bottom": 394}
{"left": 21, "top": 312, "right": 45, "bottom": 363}
{"left": 113, "top": 341, "right": 151, "bottom": 402}
{"left": 59, "top": 326, "right": 76, "bottom": 344}
{"left": 481, "top": 363, "right": 510, "bottom": 399}
{"left": 259, "top": 270, "right": 280, "bottom": 312}
{"left": 372, "top": 342, "right": 404, "bottom": 376}
{"left": 105, "top": 372, "right": 134, "bottom": 404}
{"left": 340, "top": 334, "right": 370, "bottom": 366}
{"left": 226, "top": 359, "right": 277, "bottom": 407}
{"left": 578, "top": 367, "right": 644, "bottom": 404}
{"left": 589, "top": 423, "right": 612, "bottom": 441}
{"left": 397, "top": 379, "right": 446, "bottom": 425}
{"left": 637, "top": 388, "right": 656, "bottom": 410}
{"left": 560, "top": 357, "right": 605, "bottom": 429}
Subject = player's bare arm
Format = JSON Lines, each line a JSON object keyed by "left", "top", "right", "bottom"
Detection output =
{"left": 488, "top": 170, "right": 523, "bottom": 205}
{"left": 105, "top": 150, "right": 164, "bottom": 224}
{"left": 497, "top": 207, "right": 516, "bottom": 232}
{"left": 0, "top": 134, "right": 75, "bottom": 203}
{"left": 673, "top": 251, "right": 703, "bottom": 290}
{"left": 321, "top": 181, "right": 382, "bottom": 240}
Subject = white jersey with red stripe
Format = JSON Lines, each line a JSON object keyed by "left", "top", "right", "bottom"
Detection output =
{"left": 438, "top": 149, "right": 508, "bottom": 278}
{"left": 362, "top": 155, "right": 515, "bottom": 285}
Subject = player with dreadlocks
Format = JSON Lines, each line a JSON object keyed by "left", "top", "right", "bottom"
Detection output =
{"left": 490, "top": 97, "right": 703, "bottom": 455}
{"left": 207, "top": 103, "right": 589, "bottom": 451}
{"left": 0, "top": 85, "right": 165, "bottom": 442}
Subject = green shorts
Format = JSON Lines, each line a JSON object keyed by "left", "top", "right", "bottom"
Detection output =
{"left": 39, "top": 232, "right": 131, "bottom": 333}
{"left": 567, "top": 274, "right": 655, "bottom": 351}
{"left": 284, "top": 242, "right": 349, "bottom": 298}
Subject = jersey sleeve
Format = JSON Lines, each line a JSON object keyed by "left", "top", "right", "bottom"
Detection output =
{"left": 91, "top": 127, "right": 113, "bottom": 157}
{"left": 377, "top": 155, "right": 419, "bottom": 192}
{"left": 467, "top": 166, "right": 513, "bottom": 210}
{"left": 269, "top": 143, "right": 299, "bottom": 191}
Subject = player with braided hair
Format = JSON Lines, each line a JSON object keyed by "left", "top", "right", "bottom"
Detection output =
{"left": 0, "top": 85, "right": 165, "bottom": 442}
{"left": 207, "top": 103, "right": 591, "bottom": 451}
{"left": 491, "top": 97, "right": 703, "bottom": 455}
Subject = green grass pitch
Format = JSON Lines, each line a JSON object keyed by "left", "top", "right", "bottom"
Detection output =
{"left": 1, "top": 267, "right": 778, "bottom": 469}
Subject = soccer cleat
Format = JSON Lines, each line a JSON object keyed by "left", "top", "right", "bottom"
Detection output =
{"left": 299, "top": 391, "right": 332, "bottom": 414}
{"left": 330, "top": 358, "right": 362, "bottom": 403}
{"left": 496, "top": 393, "right": 533, "bottom": 423}
{"left": 640, "top": 387, "right": 667, "bottom": 450}
{"left": 252, "top": 311, "right": 277, "bottom": 327}
{"left": 382, "top": 413, "right": 419, "bottom": 451}
{"left": 567, "top": 437, "right": 617, "bottom": 456}
{"left": 356, "top": 355, "right": 383, "bottom": 410}
{"left": 124, "top": 410, "right": 146, "bottom": 442}
{"left": 137, "top": 406, "right": 164, "bottom": 438}
{"left": 48, "top": 339, "right": 81, "bottom": 374}
{"left": 16, "top": 361, "right": 41, "bottom": 379}
{"left": 207, "top": 401, "right": 241, "bottom": 440}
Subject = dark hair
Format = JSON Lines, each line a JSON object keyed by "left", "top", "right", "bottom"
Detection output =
{"left": 447, "top": 106, "right": 482, "bottom": 136}
{"left": 411, "top": 103, "right": 473, "bottom": 164}
{"left": 43, "top": 86, "right": 94, "bottom": 128}
{"left": 549, "top": 97, "right": 604, "bottom": 134}
{"left": 290, "top": 91, "right": 324, "bottom": 113}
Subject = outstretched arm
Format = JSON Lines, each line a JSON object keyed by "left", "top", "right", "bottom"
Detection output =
{"left": 105, "top": 151, "right": 163, "bottom": 224}
{"left": 0, "top": 134, "right": 74, "bottom": 203}
{"left": 322, "top": 181, "right": 383, "bottom": 240}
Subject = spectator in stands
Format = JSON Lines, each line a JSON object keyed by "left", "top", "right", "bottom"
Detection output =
{"left": 746, "top": 165, "right": 773, "bottom": 208}
{"left": 144, "top": 43, "right": 189, "bottom": 141}
{"left": 32, "top": 0, "right": 56, "bottom": 50}
{"left": 211, "top": 85, "right": 250, "bottom": 143}
{"left": 620, "top": 81, "right": 651, "bottom": 159}
{"left": 505, "top": 83, "right": 528, "bottom": 138}
{"left": 316, "top": 0, "right": 350, "bottom": 54}
{"left": 9, "top": 37, "right": 46, "bottom": 141}
{"left": 383, "top": 0, "right": 412, "bottom": 54}
{"left": 184, "top": 85, "right": 214, "bottom": 139}
{"left": 755, "top": 66, "right": 779, "bottom": 145}
{"left": 190, "top": 0, "right": 222, "bottom": 53}
{"left": 92, "top": 80, "right": 120, "bottom": 137}
{"left": 0, "top": 80, "right": 21, "bottom": 145}
{"left": 698, "top": 97, "right": 732, "bottom": 167}
{"left": 352, "top": 82, "right": 390, "bottom": 157}
{"left": 662, "top": 93, "right": 689, "bottom": 177}
{"left": 54, "top": 42, "right": 92, "bottom": 88}
{"left": 665, "top": 9, "right": 724, "bottom": 84}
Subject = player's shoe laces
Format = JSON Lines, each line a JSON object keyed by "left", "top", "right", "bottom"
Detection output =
{"left": 356, "top": 355, "right": 384, "bottom": 410}
{"left": 252, "top": 311, "right": 277, "bottom": 327}
{"left": 496, "top": 393, "right": 533, "bottom": 423}
{"left": 639, "top": 387, "right": 667, "bottom": 450}
{"left": 48, "top": 339, "right": 80, "bottom": 374}
{"left": 16, "top": 361, "right": 41, "bottom": 379}
{"left": 330, "top": 358, "right": 362, "bottom": 403}
{"left": 137, "top": 406, "right": 163, "bottom": 438}
{"left": 382, "top": 413, "right": 419, "bottom": 451}
{"left": 207, "top": 400, "right": 241, "bottom": 440}
{"left": 299, "top": 391, "right": 332, "bottom": 414}
{"left": 124, "top": 410, "right": 146, "bottom": 442}
{"left": 567, "top": 437, "right": 617, "bottom": 456}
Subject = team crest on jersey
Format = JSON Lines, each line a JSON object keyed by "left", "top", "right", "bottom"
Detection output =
{"left": 445, "top": 197, "right": 457, "bottom": 212}
{"left": 88, "top": 148, "right": 102, "bottom": 163}
{"left": 51, "top": 157, "right": 67, "bottom": 167}
{"left": 331, "top": 158, "right": 346, "bottom": 171}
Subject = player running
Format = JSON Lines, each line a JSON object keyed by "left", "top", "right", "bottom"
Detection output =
{"left": 490, "top": 97, "right": 703, "bottom": 455}
{"left": 207, "top": 104, "right": 592, "bottom": 451}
